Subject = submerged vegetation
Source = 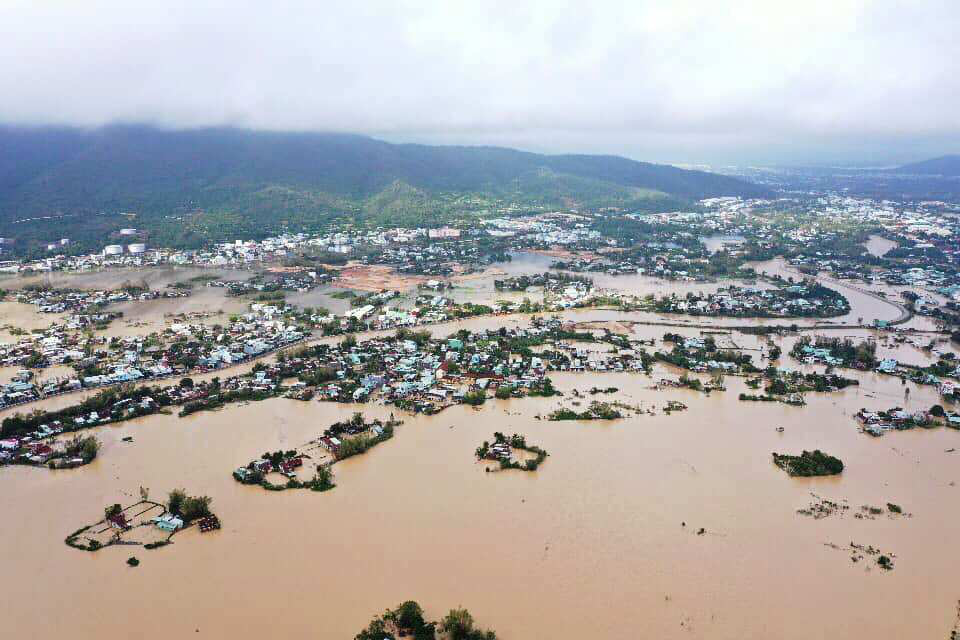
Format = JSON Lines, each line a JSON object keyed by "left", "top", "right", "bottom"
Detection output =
{"left": 548, "top": 401, "right": 623, "bottom": 421}
{"left": 354, "top": 600, "right": 498, "bottom": 640}
{"left": 475, "top": 432, "right": 548, "bottom": 472}
{"left": 773, "top": 450, "right": 845, "bottom": 477}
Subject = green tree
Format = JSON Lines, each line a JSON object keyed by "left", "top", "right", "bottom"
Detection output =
{"left": 167, "top": 488, "right": 186, "bottom": 516}
{"left": 180, "top": 495, "right": 212, "bottom": 522}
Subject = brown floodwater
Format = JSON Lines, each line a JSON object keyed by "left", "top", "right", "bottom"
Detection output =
{"left": 2, "top": 261, "right": 959, "bottom": 639}
{"left": 1, "top": 338, "right": 959, "bottom": 639}
{"left": 864, "top": 235, "right": 898, "bottom": 258}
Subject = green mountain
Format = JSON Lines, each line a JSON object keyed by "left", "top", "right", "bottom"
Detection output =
{"left": 0, "top": 125, "right": 768, "bottom": 250}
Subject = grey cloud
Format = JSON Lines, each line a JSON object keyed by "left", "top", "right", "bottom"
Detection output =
{"left": 0, "top": 0, "right": 957, "bottom": 164}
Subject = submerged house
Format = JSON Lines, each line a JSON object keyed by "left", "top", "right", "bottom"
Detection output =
{"left": 152, "top": 514, "right": 184, "bottom": 532}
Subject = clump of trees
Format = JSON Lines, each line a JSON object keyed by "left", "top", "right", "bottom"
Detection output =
{"left": 441, "top": 608, "right": 498, "bottom": 640}
{"left": 461, "top": 390, "right": 487, "bottom": 406}
{"left": 354, "top": 600, "right": 496, "bottom": 640}
{"left": 772, "top": 450, "right": 844, "bottom": 477}
{"left": 548, "top": 401, "right": 622, "bottom": 421}
{"left": 64, "top": 434, "right": 101, "bottom": 462}
{"left": 475, "top": 432, "right": 548, "bottom": 472}
{"left": 309, "top": 465, "right": 336, "bottom": 492}
{"left": 337, "top": 423, "right": 394, "bottom": 460}
{"left": 167, "top": 489, "right": 212, "bottom": 522}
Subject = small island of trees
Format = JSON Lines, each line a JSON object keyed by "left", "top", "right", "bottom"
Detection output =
{"left": 772, "top": 450, "right": 844, "bottom": 477}
{"left": 355, "top": 600, "right": 497, "bottom": 640}
{"left": 475, "top": 432, "right": 548, "bottom": 472}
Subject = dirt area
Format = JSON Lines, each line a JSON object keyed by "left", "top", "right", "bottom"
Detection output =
{"left": 263, "top": 265, "right": 308, "bottom": 273}
{"left": 573, "top": 320, "right": 637, "bottom": 335}
{"left": 450, "top": 267, "right": 508, "bottom": 284}
{"left": 332, "top": 264, "right": 429, "bottom": 292}
{"left": 526, "top": 248, "right": 598, "bottom": 260}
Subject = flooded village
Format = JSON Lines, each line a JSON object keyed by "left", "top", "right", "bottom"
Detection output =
{"left": 1, "top": 196, "right": 960, "bottom": 640}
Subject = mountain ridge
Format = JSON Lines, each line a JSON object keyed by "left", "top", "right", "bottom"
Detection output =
{"left": 0, "top": 125, "right": 769, "bottom": 252}
{"left": 895, "top": 154, "right": 960, "bottom": 175}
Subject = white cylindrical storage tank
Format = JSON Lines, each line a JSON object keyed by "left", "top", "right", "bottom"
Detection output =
{"left": 127, "top": 243, "right": 146, "bottom": 254}
{"left": 119, "top": 228, "right": 137, "bottom": 236}
{"left": 104, "top": 244, "right": 123, "bottom": 255}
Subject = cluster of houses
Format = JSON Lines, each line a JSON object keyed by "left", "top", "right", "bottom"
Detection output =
{"left": 13, "top": 285, "right": 189, "bottom": 314}
{"left": 233, "top": 453, "right": 304, "bottom": 484}
{"left": 206, "top": 272, "right": 327, "bottom": 295}
{"left": 0, "top": 424, "right": 97, "bottom": 469}
{"left": 256, "top": 318, "right": 645, "bottom": 413}
{"left": 856, "top": 407, "right": 949, "bottom": 436}
{"left": 0, "top": 435, "right": 60, "bottom": 465}
{"left": 654, "top": 284, "right": 849, "bottom": 318}
{"left": 795, "top": 345, "right": 847, "bottom": 368}
{"left": 0, "top": 304, "right": 307, "bottom": 410}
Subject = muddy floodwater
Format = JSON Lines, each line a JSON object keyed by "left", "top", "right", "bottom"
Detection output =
{"left": 864, "top": 235, "right": 898, "bottom": 258}
{"left": 2, "top": 262, "right": 959, "bottom": 639}
{"left": 2, "top": 328, "right": 960, "bottom": 639}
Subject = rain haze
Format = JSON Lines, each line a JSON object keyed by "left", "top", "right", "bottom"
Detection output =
{"left": 1, "top": 1, "right": 959, "bottom": 164}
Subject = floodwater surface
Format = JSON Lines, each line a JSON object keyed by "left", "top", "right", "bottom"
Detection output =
{"left": 1, "top": 352, "right": 958, "bottom": 639}
{"left": 1, "top": 262, "right": 958, "bottom": 639}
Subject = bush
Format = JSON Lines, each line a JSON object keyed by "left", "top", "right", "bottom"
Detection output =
{"left": 309, "top": 465, "right": 336, "bottom": 492}
{"left": 180, "top": 495, "right": 212, "bottom": 522}
{"left": 462, "top": 390, "right": 486, "bottom": 406}
{"left": 127, "top": 556, "right": 140, "bottom": 567}
{"left": 167, "top": 489, "right": 186, "bottom": 516}
{"left": 772, "top": 450, "right": 844, "bottom": 477}
{"left": 167, "top": 489, "right": 211, "bottom": 522}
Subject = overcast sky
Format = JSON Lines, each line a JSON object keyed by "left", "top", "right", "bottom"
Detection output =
{"left": 1, "top": 0, "right": 958, "bottom": 165}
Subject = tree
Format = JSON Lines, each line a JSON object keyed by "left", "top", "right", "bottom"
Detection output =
{"left": 179, "top": 377, "right": 194, "bottom": 389}
{"left": 104, "top": 503, "right": 122, "bottom": 520}
{"left": 442, "top": 608, "right": 475, "bottom": 640}
{"left": 79, "top": 436, "right": 101, "bottom": 461}
{"left": 180, "top": 495, "right": 212, "bottom": 522}
{"left": 311, "top": 465, "right": 335, "bottom": 491}
{"left": 167, "top": 488, "right": 186, "bottom": 516}
{"left": 396, "top": 601, "right": 426, "bottom": 631}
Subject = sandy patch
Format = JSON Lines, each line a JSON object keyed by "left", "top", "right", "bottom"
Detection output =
{"left": 332, "top": 264, "right": 429, "bottom": 292}
{"left": 525, "top": 247, "right": 598, "bottom": 260}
